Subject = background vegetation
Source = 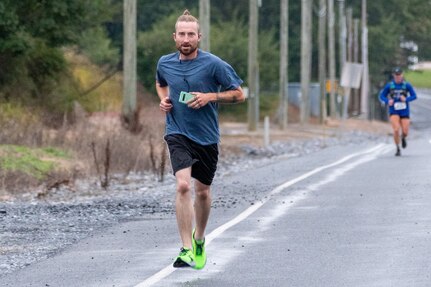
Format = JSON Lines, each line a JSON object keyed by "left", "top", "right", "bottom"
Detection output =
{"left": 2, "top": 0, "right": 431, "bottom": 114}
{"left": 404, "top": 70, "right": 431, "bottom": 88}
{"left": 0, "top": 0, "right": 430, "bottom": 191}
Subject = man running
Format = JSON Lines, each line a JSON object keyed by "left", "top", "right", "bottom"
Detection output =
{"left": 156, "top": 10, "right": 245, "bottom": 269}
{"left": 379, "top": 67, "right": 417, "bottom": 156}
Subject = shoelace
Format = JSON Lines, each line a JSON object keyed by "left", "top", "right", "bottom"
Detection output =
{"left": 180, "top": 247, "right": 190, "bottom": 256}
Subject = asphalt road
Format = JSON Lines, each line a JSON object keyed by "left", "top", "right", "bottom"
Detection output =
{"left": 1, "top": 92, "right": 430, "bottom": 287}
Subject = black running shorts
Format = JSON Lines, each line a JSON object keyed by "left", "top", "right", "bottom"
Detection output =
{"left": 164, "top": 134, "right": 219, "bottom": 186}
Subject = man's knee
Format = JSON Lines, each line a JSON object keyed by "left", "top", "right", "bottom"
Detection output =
{"left": 177, "top": 180, "right": 191, "bottom": 195}
{"left": 195, "top": 188, "right": 210, "bottom": 200}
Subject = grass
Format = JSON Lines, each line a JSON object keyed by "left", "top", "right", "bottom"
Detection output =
{"left": 0, "top": 102, "right": 39, "bottom": 125}
{"left": 0, "top": 145, "right": 71, "bottom": 180}
{"left": 404, "top": 70, "right": 431, "bottom": 88}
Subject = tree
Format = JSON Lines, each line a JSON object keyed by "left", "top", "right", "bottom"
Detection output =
{"left": 137, "top": 10, "right": 279, "bottom": 95}
{"left": 0, "top": 0, "right": 117, "bottom": 109}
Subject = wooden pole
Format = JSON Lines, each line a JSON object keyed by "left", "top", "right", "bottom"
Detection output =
{"left": 199, "top": 0, "right": 210, "bottom": 51}
{"left": 328, "top": 0, "right": 337, "bottom": 118}
{"left": 338, "top": 0, "right": 346, "bottom": 74}
{"left": 319, "top": 0, "right": 327, "bottom": 123}
{"left": 123, "top": 0, "right": 137, "bottom": 128}
{"left": 361, "top": 0, "right": 369, "bottom": 119}
{"left": 300, "top": 0, "right": 312, "bottom": 124}
{"left": 352, "top": 18, "right": 360, "bottom": 115}
{"left": 346, "top": 7, "right": 353, "bottom": 62}
{"left": 248, "top": 0, "right": 259, "bottom": 131}
{"left": 279, "top": 0, "right": 289, "bottom": 129}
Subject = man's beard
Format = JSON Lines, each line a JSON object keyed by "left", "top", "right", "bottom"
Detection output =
{"left": 177, "top": 44, "right": 197, "bottom": 56}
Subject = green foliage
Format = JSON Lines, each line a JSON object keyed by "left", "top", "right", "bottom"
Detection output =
{"left": 137, "top": 0, "right": 195, "bottom": 31}
{"left": 0, "top": 145, "right": 70, "bottom": 179}
{"left": 137, "top": 9, "right": 280, "bottom": 94}
{"left": 368, "top": 16, "right": 402, "bottom": 77}
{"left": 13, "top": 0, "right": 116, "bottom": 47}
{"left": 0, "top": 0, "right": 118, "bottom": 112}
{"left": 137, "top": 13, "right": 178, "bottom": 93}
{"left": 210, "top": 17, "right": 248, "bottom": 82}
{"left": 0, "top": 101, "right": 39, "bottom": 125}
{"left": 78, "top": 27, "right": 120, "bottom": 67}
{"left": 2, "top": 0, "right": 431, "bottom": 121}
{"left": 70, "top": 53, "right": 123, "bottom": 113}
{"left": 41, "top": 147, "right": 71, "bottom": 158}
{"left": 27, "top": 40, "right": 67, "bottom": 86}
{"left": 367, "top": 0, "right": 431, "bottom": 79}
{"left": 404, "top": 70, "right": 431, "bottom": 88}
{"left": 258, "top": 28, "right": 280, "bottom": 88}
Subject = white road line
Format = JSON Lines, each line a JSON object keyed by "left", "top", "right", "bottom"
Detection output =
{"left": 134, "top": 143, "right": 389, "bottom": 287}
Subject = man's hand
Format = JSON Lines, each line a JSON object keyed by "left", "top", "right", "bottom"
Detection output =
{"left": 187, "top": 92, "right": 209, "bottom": 109}
{"left": 160, "top": 97, "right": 173, "bottom": 112}
{"left": 400, "top": 95, "right": 406, "bottom": 102}
{"left": 388, "top": 99, "right": 394, "bottom": 106}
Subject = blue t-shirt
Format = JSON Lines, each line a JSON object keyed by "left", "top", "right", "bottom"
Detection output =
{"left": 379, "top": 80, "right": 417, "bottom": 116}
{"left": 156, "top": 49, "right": 243, "bottom": 145}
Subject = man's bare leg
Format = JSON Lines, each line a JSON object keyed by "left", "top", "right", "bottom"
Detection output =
{"left": 175, "top": 168, "right": 194, "bottom": 249}
{"left": 194, "top": 180, "right": 211, "bottom": 240}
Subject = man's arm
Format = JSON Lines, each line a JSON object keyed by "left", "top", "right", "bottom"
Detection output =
{"left": 186, "top": 87, "right": 245, "bottom": 110}
{"left": 156, "top": 81, "right": 172, "bottom": 112}
{"left": 156, "top": 81, "right": 169, "bottom": 100}
{"left": 214, "top": 87, "right": 246, "bottom": 104}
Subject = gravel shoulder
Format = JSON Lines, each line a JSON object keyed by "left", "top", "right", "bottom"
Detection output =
{"left": 0, "top": 119, "right": 389, "bottom": 277}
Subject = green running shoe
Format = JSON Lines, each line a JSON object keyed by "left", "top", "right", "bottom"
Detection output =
{"left": 192, "top": 229, "right": 207, "bottom": 270}
{"left": 173, "top": 247, "right": 195, "bottom": 268}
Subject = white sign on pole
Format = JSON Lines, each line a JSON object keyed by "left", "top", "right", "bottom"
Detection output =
{"left": 340, "top": 62, "right": 363, "bottom": 88}
{"left": 340, "top": 62, "right": 363, "bottom": 119}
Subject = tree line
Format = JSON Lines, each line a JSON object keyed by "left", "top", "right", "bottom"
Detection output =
{"left": 1, "top": 0, "right": 430, "bottom": 117}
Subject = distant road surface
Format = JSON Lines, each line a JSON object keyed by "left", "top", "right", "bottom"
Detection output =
{"left": 1, "top": 91, "right": 430, "bottom": 287}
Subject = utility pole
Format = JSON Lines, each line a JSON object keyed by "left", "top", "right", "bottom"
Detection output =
{"left": 318, "top": 0, "right": 327, "bottom": 124}
{"left": 353, "top": 19, "right": 359, "bottom": 64}
{"left": 123, "top": 0, "right": 137, "bottom": 129}
{"left": 248, "top": 0, "right": 260, "bottom": 131}
{"left": 338, "top": 0, "right": 346, "bottom": 75}
{"left": 199, "top": 0, "right": 210, "bottom": 51}
{"left": 279, "top": 0, "right": 289, "bottom": 129}
{"left": 346, "top": 7, "right": 353, "bottom": 62}
{"left": 352, "top": 18, "right": 360, "bottom": 115}
{"left": 361, "top": 0, "right": 369, "bottom": 119}
{"left": 300, "top": 0, "right": 312, "bottom": 124}
{"left": 328, "top": 0, "right": 337, "bottom": 118}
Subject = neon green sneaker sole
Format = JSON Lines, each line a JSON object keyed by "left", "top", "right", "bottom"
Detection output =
{"left": 192, "top": 229, "right": 207, "bottom": 270}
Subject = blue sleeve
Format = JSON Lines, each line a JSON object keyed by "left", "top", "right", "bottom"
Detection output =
{"left": 379, "top": 84, "right": 390, "bottom": 104}
{"left": 156, "top": 59, "right": 168, "bottom": 87}
{"left": 214, "top": 60, "right": 243, "bottom": 91}
{"left": 406, "top": 82, "right": 417, "bottom": 102}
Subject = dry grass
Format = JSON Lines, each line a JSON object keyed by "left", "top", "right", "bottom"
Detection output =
{"left": 42, "top": 103, "right": 167, "bottom": 183}
{"left": 0, "top": 50, "right": 170, "bottom": 194}
{"left": 0, "top": 96, "right": 167, "bottom": 194}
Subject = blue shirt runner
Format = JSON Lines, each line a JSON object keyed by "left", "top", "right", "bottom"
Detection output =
{"left": 156, "top": 49, "right": 243, "bottom": 145}
{"left": 379, "top": 80, "right": 417, "bottom": 117}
